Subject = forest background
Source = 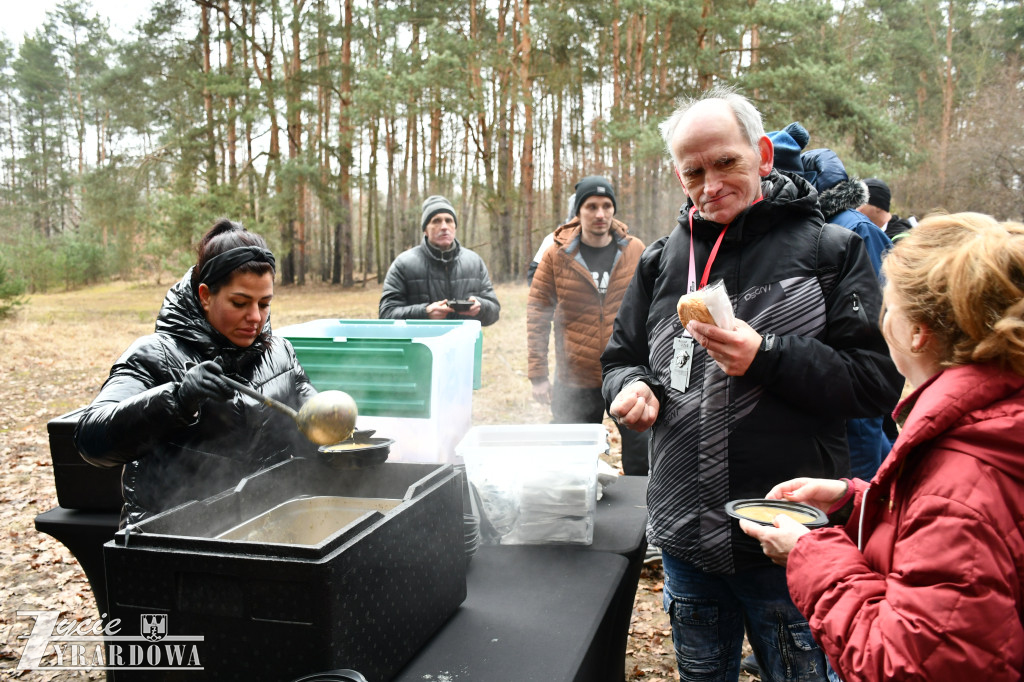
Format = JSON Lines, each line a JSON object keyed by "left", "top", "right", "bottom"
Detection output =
{"left": 1, "top": 0, "right": 1024, "bottom": 301}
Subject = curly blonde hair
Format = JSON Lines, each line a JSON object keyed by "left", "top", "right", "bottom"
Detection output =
{"left": 881, "top": 212, "right": 1024, "bottom": 376}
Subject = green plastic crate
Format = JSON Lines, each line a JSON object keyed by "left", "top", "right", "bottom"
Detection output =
{"left": 277, "top": 319, "right": 480, "bottom": 420}
{"left": 375, "top": 320, "right": 482, "bottom": 390}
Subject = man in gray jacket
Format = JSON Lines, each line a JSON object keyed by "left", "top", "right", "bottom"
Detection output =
{"left": 379, "top": 195, "right": 500, "bottom": 326}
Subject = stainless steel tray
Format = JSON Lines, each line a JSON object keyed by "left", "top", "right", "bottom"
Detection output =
{"left": 217, "top": 495, "right": 401, "bottom": 545}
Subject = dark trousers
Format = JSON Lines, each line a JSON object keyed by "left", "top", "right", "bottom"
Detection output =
{"left": 551, "top": 383, "right": 650, "bottom": 476}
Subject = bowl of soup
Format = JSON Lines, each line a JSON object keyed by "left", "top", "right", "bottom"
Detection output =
{"left": 725, "top": 499, "right": 828, "bottom": 528}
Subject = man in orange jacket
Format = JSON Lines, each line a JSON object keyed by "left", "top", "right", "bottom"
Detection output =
{"left": 527, "top": 175, "right": 649, "bottom": 474}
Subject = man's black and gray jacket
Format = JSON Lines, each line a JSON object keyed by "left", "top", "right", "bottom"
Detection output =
{"left": 601, "top": 170, "right": 902, "bottom": 574}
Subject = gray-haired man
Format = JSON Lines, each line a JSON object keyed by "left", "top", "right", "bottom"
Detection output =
{"left": 602, "top": 87, "right": 900, "bottom": 681}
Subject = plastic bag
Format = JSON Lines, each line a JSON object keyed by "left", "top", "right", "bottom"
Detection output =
{"left": 466, "top": 454, "right": 597, "bottom": 546}
{"left": 702, "top": 279, "right": 736, "bottom": 331}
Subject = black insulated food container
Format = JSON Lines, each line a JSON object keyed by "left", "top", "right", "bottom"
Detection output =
{"left": 47, "top": 408, "right": 123, "bottom": 511}
{"left": 102, "top": 457, "right": 467, "bottom": 682}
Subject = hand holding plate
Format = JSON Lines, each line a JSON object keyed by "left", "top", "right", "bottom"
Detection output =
{"left": 766, "top": 477, "right": 848, "bottom": 513}
{"left": 739, "top": 515, "right": 809, "bottom": 567}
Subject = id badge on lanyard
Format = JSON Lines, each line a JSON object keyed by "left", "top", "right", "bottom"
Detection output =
{"left": 671, "top": 336, "right": 695, "bottom": 392}
{"left": 671, "top": 206, "right": 728, "bottom": 393}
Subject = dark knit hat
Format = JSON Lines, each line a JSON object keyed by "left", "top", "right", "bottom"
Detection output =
{"left": 767, "top": 122, "right": 810, "bottom": 176}
{"left": 863, "top": 178, "right": 892, "bottom": 212}
{"left": 572, "top": 176, "right": 616, "bottom": 216}
{"left": 421, "top": 195, "right": 457, "bottom": 231}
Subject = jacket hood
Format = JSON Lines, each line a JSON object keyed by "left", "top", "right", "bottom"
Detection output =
{"left": 155, "top": 269, "right": 271, "bottom": 370}
{"left": 800, "top": 147, "right": 869, "bottom": 221}
{"left": 884, "top": 363, "right": 1024, "bottom": 483}
{"left": 681, "top": 169, "right": 823, "bottom": 239}
{"left": 817, "top": 177, "right": 869, "bottom": 222}
{"left": 552, "top": 217, "right": 630, "bottom": 249}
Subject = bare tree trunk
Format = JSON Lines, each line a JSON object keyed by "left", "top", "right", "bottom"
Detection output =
{"left": 241, "top": 0, "right": 257, "bottom": 220}
{"left": 618, "top": 8, "right": 645, "bottom": 219}
{"left": 221, "top": 1, "right": 238, "bottom": 185}
{"left": 285, "top": 0, "right": 307, "bottom": 285}
{"left": 938, "top": 0, "right": 955, "bottom": 195}
{"left": 460, "top": 130, "right": 471, "bottom": 243}
{"left": 419, "top": 106, "right": 429, "bottom": 201}
{"left": 517, "top": 0, "right": 534, "bottom": 274}
{"left": 200, "top": 5, "right": 218, "bottom": 191}
{"left": 747, "top": 0, "right": 760, "bottom": 97}
{"left": 371, "top": 0, "right": 392, "bottom": 277}
{"left": 468, "top": 0, "right": 494, "bottom": 201}
{"left": 408, "top": 13, "right": 421, "bottom": 230}
{"left": 260, "top": 1, "right": 292, "bottom": 283}
{"left": 384, "top": 114, "right": 396, "bottom": 273}
{"left": 368, "top": 121, "right": 378, "bottom": 285}
{"left": 658, "top": 15, "right": 671, "bottom": 95}
{"left": 697, "top": 0, "right": 714, "bottom": 91}
{"left": 429, "top": 91, "right": 441, "bottom": 194}
{"left": 313, "top": 0, "right": 329, "bottom": 281}
{"left": 552, "top": 92, "right": 563, "bottom": 223}
{"left": 492, "top": 0, "right": 515, "bottom": 281}
{"left": 336, "top": 0, "right": 355, "bottom": 286}
{"left": 70, "top": 51, "right": 85, "bottom": 176}
{"left": 97, "top": 111, "right": 106, "bottom": 165}
{"left": 611, "top": 0, "right": 622, "bottom": 183}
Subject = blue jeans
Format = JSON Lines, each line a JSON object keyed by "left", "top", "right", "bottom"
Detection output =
{"left": 661, "top": 551, "right": 831, "bottom": 682}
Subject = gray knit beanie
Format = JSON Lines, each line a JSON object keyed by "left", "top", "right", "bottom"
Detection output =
{"left": 421, "top": 195, "right": 457, "bottom": 231}
{"left": 572, "top": 176, "right": 616, "bottom": 217}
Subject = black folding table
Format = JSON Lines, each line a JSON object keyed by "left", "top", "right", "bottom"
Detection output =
{"left": 35, "top": 475, "right": 650, "bottom": 682}
{"left": 393, "top": 475, "right": 649, "bottom": 682}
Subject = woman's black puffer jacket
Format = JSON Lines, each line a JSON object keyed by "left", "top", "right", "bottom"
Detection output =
{"left": 75, "top": 270, "right": 319, "bottom": 526}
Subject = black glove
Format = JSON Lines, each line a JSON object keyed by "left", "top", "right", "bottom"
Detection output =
{"left": 176, "top": 361, "right": 234, "bottom": 416}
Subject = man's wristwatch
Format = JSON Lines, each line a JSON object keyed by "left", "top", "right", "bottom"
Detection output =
{"left": 759, "top": 333, "right": 777, "bottom": 352}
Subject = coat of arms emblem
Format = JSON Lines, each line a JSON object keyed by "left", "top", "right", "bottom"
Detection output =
{"left": 141, "top": 614, "right": 167, "bottom": 642}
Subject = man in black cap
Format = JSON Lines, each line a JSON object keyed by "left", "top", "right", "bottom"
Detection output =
{"left": 379, "top": 195, "right": 500, "bottom": 325}
{"left": 527, "top": 175, "right": 650, "bottom": 474}
{"left": 858, "top": 178, "right": 916, "bottom": 242}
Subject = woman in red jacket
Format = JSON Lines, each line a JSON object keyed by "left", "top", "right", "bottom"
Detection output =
{"left": 742, "top": 212, "right": 1024, "bottom": 681}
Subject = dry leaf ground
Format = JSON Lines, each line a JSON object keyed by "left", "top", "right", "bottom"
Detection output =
{"left": 0, "top": 278, "right": 754, "bottom": 681}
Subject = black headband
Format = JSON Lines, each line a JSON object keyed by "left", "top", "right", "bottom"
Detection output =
{"left": 198, "top": 246, "right": 276, "bottom": 286}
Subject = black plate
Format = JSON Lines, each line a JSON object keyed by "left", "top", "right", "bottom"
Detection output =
{"left": 317, "top": 437, "right": 393, "bottom": 469}
{"left": 724, "top": 499, "right": 828, "bottom": 528}
{"left": 449, "top": 299, "right": 473, "bottom": 311}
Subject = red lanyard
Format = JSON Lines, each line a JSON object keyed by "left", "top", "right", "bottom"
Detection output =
{"left": 687, "top": 206, "right": 728, "bottom": 293}
{"left": 685, "top": 196, "right": 762, "bottom": 293}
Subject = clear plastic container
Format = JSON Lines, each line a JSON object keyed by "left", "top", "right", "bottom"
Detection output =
{"left": 456, "top": 424, "right": 607, "bottom": 545}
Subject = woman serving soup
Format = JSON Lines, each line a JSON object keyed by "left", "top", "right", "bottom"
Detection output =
{"left": 76, "top": 219, "right": 319, "bottom": 526}
{"left": 742, "top": 212, "right": 1024, "bottom": 680}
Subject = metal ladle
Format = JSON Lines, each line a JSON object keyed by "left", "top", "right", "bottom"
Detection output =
{"left": 221, "top": 376, "right": 357, "bottom": 446}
